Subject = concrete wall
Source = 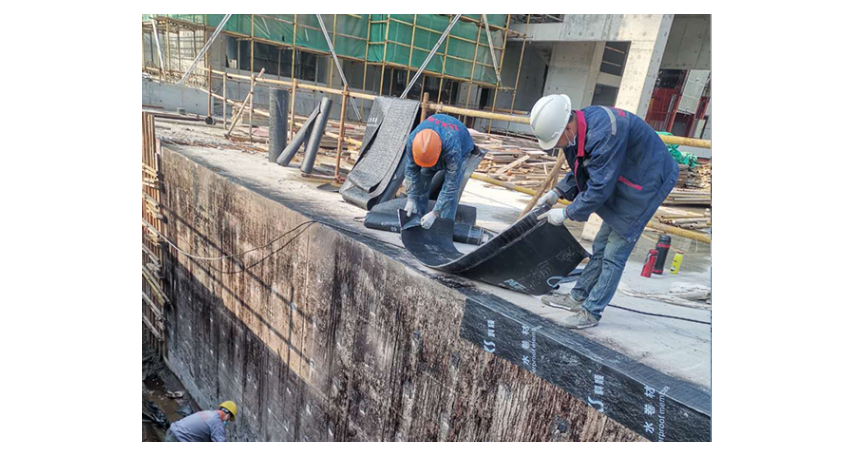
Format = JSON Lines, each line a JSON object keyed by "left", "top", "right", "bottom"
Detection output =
{"left": 471, "top": 43, "right": 551, "bottom": 134}
{"left": 660, "top": 15, "right": 711, "bottom": 70}
{"left": 543, "top": 42, "right": 599, "bottom": 107}
{"left": 159, "top": 146, "right": 644, "bottom": 442}
{"left": 143, "top": 78, "right": 210, "bottom": 114}
{"left": 142, "top": 74, "right": 375, "bottom": 125}
{"left": 677, "top": 70, "right": 710, "bottom": 114}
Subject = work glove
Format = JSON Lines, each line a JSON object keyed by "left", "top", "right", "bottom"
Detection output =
{"left": 538, "top": 207, "right": 568, "bottom": 226}
{"left": 536, "top": 189, "right": 560, "bottom": 208}
{"left": 420, "top": 211, "right": 438, "bottom": 230}
{"left": 404, "top": 198, "right": 416, "bottom": 217}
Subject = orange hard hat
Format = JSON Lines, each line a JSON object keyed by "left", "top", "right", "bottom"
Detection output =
{"left": 412, "top": 130, "right": 442, "bottom": 167}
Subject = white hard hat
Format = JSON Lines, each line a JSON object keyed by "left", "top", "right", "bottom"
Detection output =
{"left": 529, "top": 94, "right": 572, "bottom": 150}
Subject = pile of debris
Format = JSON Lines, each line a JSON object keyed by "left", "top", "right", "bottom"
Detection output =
{"left": 657, "top": 209, "right": 712, "bottom": 231}
{"left": 666, "top": 160, "right": 712, "bottom": 206}
{"left": 685, "top": 161, "right": 712, "bottom": 190}
{"left": 663, "top": 189, "right": 711, "bottom": 206}
{"left": 469, "top": 129, "right": 567, "bottom": 189}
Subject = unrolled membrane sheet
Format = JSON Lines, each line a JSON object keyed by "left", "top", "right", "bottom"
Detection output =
{"left": 363, "top": 199, "right": 486, "bottom": 245}
{"left": 340, "top": 97, "right": 421, "bottom": 209}
{"left": 398, "top": 206, "right": 589, "bottom": 295}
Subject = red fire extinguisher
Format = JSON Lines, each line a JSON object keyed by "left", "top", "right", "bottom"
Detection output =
{"left": 641, "top": 249, "right": 658, "bottom": 278}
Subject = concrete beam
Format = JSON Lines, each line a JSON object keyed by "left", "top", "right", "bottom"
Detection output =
{"left": 511, "top": 14, "right": 674, "bottom": 43}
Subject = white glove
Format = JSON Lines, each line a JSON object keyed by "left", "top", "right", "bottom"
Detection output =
{"left": 538, "top": 207, "right": 568, "bottom": 226}
{"left": 420, "top": 211, "right": 438, "bottom": 229}
{"left": 536, "top": 190, "right": 560, "bottom": 208}
{"left": 404, "top": 198, "right": 416, "bottom": 217}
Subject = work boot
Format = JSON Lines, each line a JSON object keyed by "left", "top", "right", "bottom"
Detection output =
{"left": 561, "top": 308, "right": 599, "bottom": 329}
{"left": 541, "top": 293, "right": 585, "bottom": 312}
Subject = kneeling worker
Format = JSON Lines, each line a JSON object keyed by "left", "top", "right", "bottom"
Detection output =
{"left": 165, "top": 401, "right": 237, "bottom": 442}
{"left": 404, "top": 113, "right": 475, "bottom": 229}
{"left": 529, "top": 95, "right": 678, "bottom": 329}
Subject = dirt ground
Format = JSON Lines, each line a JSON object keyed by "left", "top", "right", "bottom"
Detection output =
{"left": 142, "top": 339, "right": 199, "bottom": 442}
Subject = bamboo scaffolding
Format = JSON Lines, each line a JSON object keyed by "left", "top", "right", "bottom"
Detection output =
{"left": 225, "top": 68, "right": 266, "bottom": 138}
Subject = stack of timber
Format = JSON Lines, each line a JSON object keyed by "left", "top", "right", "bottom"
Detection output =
{"left": 663, "top": 189, "right": 711, "bottom": 206}
{"left": 468, "top": 129, "right": 568, "bottom": 189}
{"left": 657, "top": 210, "right": 712, "bottom": 232}
{"left": 685, "top": 161, "right": 712, "bottom": 190}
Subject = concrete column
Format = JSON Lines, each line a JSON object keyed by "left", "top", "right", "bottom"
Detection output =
{"left": 614, "top": 14, "right": 674, "bottom": 117}
{"left": 543, "top": 42, "right": 598, "bottom": 109}
{"left": 582, "top": 41, "right": 606, "bottom": 107}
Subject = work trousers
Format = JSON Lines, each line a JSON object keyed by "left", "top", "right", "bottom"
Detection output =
{"left": 570, "top": 222, "right": 638, "bottom": 319}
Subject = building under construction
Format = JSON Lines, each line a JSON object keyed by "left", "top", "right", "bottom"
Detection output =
{"left": 142, "top": 14, "right": 712, "bottom": 443}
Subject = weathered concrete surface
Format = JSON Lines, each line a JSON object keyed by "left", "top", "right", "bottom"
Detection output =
{"left": 159, "top": 145, "right": 649, "bottom": 441}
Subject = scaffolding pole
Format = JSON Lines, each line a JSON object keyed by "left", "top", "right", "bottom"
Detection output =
{"left": 379, "top": 16, "right": 391, "bottom": 95}
{"left": 405, "top": 14, "right": 418, "bottom": 97}
{"left": 316, "top": 14, "right": 362, "bottom": 121}
{"left": 487, "top": 15, "right": 511, "bottom": 133}
{"left": 463, "top": 21, "right": 482, "bottom": 124}
{"left": 150, "top": 19, "right": 166, "bottom": 79}
{"left": 482, "top": 14, "right": 502, "bottom": 87}
{"left": 437, "top": 15, "right": 454, "bottom": 103}
{"left": 361, "top": 17, "right": 370, "bottom": 118}
{"left": 507, "top": 14, "right": 531, "bottom": 124}
{"left": 178, "top": 14, "right": 232, "bottom": 85}
{"left": 249, "top": 15, "right": 254, "bottom": 141}
{"left": 401, "top": 14, "right": 462, "bottom": 99}
{"left": 205, "top": 14, "right": 212, "bottom": 119}
{"left": 142, "top": 29, "right": 146, "bottom": 69}
{"left": 166, "top": 20, "right": 171, "bottom": 77}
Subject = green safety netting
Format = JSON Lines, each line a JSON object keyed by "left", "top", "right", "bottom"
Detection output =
{"left": 144, "top": 14, "right": 370, "bottom": 60}
{"left": 144, "top": 14, "right": 506, "bottom": 84}
{"left": 659, "top": 132, "right": 699, "bottom": 168}
{"left": 368, "top": 14, "right": 505, "bottom": 84}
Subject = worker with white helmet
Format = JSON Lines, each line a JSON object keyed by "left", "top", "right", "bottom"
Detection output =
{"left": 529, "top": 95, "right": 679, "bottom": 329}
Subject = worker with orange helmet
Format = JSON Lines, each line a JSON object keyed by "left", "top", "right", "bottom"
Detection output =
{"left": 404, "top": 113, "right": 475, "bottom": 228}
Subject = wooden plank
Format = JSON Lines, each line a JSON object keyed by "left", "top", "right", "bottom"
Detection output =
{"left": 492, "top": 155, "right": 529, "bottom": 175}
{"left": 142, "top": 242, "right": 161, "bottom": 263}
{"left": 142, "top": 265, "right": 170, "bottom": 304}
{"left": 142, "top": 312, "right": 164, "bottom": 340}
{"left": 142, "top": 291, "right": 164, "bottom": 322}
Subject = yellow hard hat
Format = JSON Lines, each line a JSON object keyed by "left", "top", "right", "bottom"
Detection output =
{"left": 413, "top": 129, "right": 442, "bottom": 167}
{"left": 219, "top": 401, "right": 237, "bottom": 421}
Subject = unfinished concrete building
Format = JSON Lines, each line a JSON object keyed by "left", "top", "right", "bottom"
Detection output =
{"left": 142, "top": 14, "right": 712, "bottom": 442}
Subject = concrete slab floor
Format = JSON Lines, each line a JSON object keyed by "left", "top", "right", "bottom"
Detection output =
{"left": 156, "top": 119, "right": 711, "bottom": 391}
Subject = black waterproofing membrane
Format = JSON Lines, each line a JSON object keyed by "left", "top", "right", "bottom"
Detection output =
{"left": 340, "top": 97, "right": 421, "bottom": 210}
{"left": 363, "top": 199, "right": 488, "bottom": 245}
{"left": 399, "top": 205, "right": 589, "bottom": 295}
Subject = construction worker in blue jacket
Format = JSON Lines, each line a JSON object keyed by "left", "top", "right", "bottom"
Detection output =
{"left": 404, "top": 113, "right": 475, "bottom": 229}
{"left": 165, "top": 401, "right": 237, "bottom": 442}
{"left": 529, "top": 94, "right": 679, "bottom": 329}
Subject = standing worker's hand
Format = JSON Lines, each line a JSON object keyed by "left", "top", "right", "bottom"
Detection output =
{"left": 536, "top": 189, "right": 560, "bottom": 208}
{"left": 538, "top": 207, "right": 568, "bottom": 226}
{"left": 404, "top": 198, "right": 416, "bottom": 217}
{"left": 420, "top": 211, "right": 438, "bottom": 230}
